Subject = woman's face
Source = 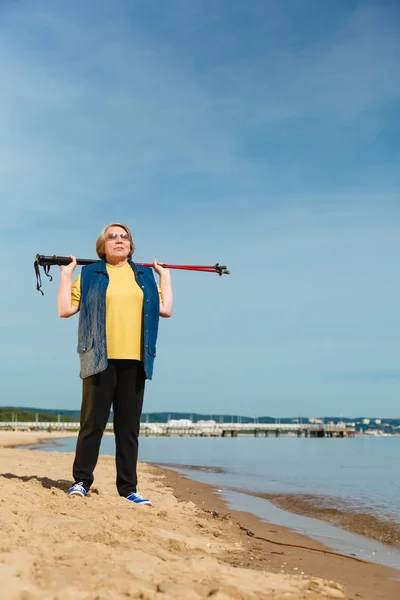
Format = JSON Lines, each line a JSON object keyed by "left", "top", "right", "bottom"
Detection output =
{"left": 104, "top": 225, "right": 131, "bottom": 263}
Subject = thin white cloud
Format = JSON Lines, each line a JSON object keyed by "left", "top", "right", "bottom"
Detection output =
{"left": 195, "top": 4, "right": 400, "bottom": 125}
{"left": 0, "top": 6, "right": 259, "bottom": 222}
{"left": 1, "top": 2, "right": 398, "bottom": 224}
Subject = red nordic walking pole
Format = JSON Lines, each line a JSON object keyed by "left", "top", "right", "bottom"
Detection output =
{"left": 34, "top": 254, "right": 230, "bottom": 294}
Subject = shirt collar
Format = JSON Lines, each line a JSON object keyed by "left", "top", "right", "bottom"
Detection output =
{"left": 93, "top": 260, "right": 143, "bottom": 275}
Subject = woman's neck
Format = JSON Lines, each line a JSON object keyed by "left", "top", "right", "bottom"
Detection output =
{"left": 105, "top": 257, "right": 129, "bottom": 268}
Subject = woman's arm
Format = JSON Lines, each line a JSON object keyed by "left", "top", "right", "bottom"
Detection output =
{"left": 153, "top": 259, "right": 173, "bottom": 318}
{"left": 58, "top": 256, "right": 80, "bottom": 318}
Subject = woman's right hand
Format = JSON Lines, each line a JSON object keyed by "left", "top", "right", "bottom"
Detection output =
{"left": 60, "top": 255, "right": 77, "bottom": 275}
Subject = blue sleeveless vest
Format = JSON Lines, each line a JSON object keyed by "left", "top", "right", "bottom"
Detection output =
{"left": 77, "top": 260, "right": 160, "bottom": 380}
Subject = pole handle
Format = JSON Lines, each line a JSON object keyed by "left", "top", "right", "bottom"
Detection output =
{"left": 36, "top": 254, "right": 97, "bottom": 266}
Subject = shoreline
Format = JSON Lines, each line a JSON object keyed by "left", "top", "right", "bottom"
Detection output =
{"left": 150, "top": 461, "right": 400, "bottom": 553}
{"left": 245, "top": 491, "right": 400, "bottom": 550}
{"left": 1, "top": 431, "right": 399, "bottom": 599}
{"left": 157, "top": 465, "right": 400, "bottom": 599}
{"left": 26, "top": 435, "right": 400, "bottom": 560}
{"left": 11, "top": 433, "right": 400, "bottom": 560}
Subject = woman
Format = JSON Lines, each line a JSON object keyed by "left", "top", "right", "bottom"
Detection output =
{"left": 58, "top": 223, "right": 173, "bottom": 504}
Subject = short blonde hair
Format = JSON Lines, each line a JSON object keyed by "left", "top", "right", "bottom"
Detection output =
{"left": 96, "top": 223, "right": 135, "bottom": 260}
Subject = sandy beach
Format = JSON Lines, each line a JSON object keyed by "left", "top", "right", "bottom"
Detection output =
{"left": 0, "top": 431, "right": 399, "bottom": 600}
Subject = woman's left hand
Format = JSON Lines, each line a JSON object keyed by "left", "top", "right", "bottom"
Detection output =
{"left": 153, "top": 258, "right": 170, "bottom": 276}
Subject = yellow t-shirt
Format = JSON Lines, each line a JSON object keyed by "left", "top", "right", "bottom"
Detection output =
{"left": 71, "top": 263, "right": 144, "bottom": 360}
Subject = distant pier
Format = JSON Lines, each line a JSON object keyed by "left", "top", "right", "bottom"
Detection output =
{"left": 140, "top": 422, "right": 355, "bottom": 438}
{"left": 219, "top": 423, "right": 354, "bottom": 438}
{"left": 0, "top": 421, "right": 355, "bottom": 438}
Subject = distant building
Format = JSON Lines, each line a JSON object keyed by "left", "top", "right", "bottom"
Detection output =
{"left": 362, "top": 418, "right": 370, "bottom": 425}
{"left": 168, "top": 419, "right": 193, "bottom": 426}
{"left": 309, "top": 418, "right": 323, "bottom": 424}
{"left": 375, "top": 419, "right": 381, "bottom": 425}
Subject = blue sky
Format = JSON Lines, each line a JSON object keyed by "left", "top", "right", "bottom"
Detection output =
{"left": 1, "top": 0, "right": 399, "bottom": 417}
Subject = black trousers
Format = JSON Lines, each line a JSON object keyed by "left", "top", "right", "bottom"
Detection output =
{"left": 72, "top": 359, "right": 145, "bottom": 497}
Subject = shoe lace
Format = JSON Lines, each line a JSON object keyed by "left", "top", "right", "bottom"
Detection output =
{"left": 73, "top": 482, "right": 86, "bottom": 493}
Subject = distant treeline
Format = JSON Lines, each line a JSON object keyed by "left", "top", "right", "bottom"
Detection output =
{"left": 0, "top": 408, "right": 80, "bottom": 422}
{"left": 1, "top": 407, "right": 399, "bottom": 427}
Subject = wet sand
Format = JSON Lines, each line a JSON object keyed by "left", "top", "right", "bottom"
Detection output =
{"left": 0, "top": 431, "right": 399, "bottom": 599}
{"left": 245, "top": 493, "right": 400, "bottom": 549}
{"left": 158, "top": 463, "right": 400, "bottom": 552}
{"left": 161, "top": 467, "right": 400, "bottom": 600}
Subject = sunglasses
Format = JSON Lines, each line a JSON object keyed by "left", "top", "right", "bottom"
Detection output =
{"left": 105, "top": 233, "right": 131, "bottom": 241}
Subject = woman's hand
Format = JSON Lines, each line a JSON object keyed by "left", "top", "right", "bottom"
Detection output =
{"left": 58, "top": 255, "right": 79, "bottom": 318}
{"left": 60, "top": 255, "right": 77, "bottom": 275}
{"left": 153, "top": 258, "right": 170, "bottom": 277}
{"left": 153, "top": 259, "right": 173, "bottom": 317}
